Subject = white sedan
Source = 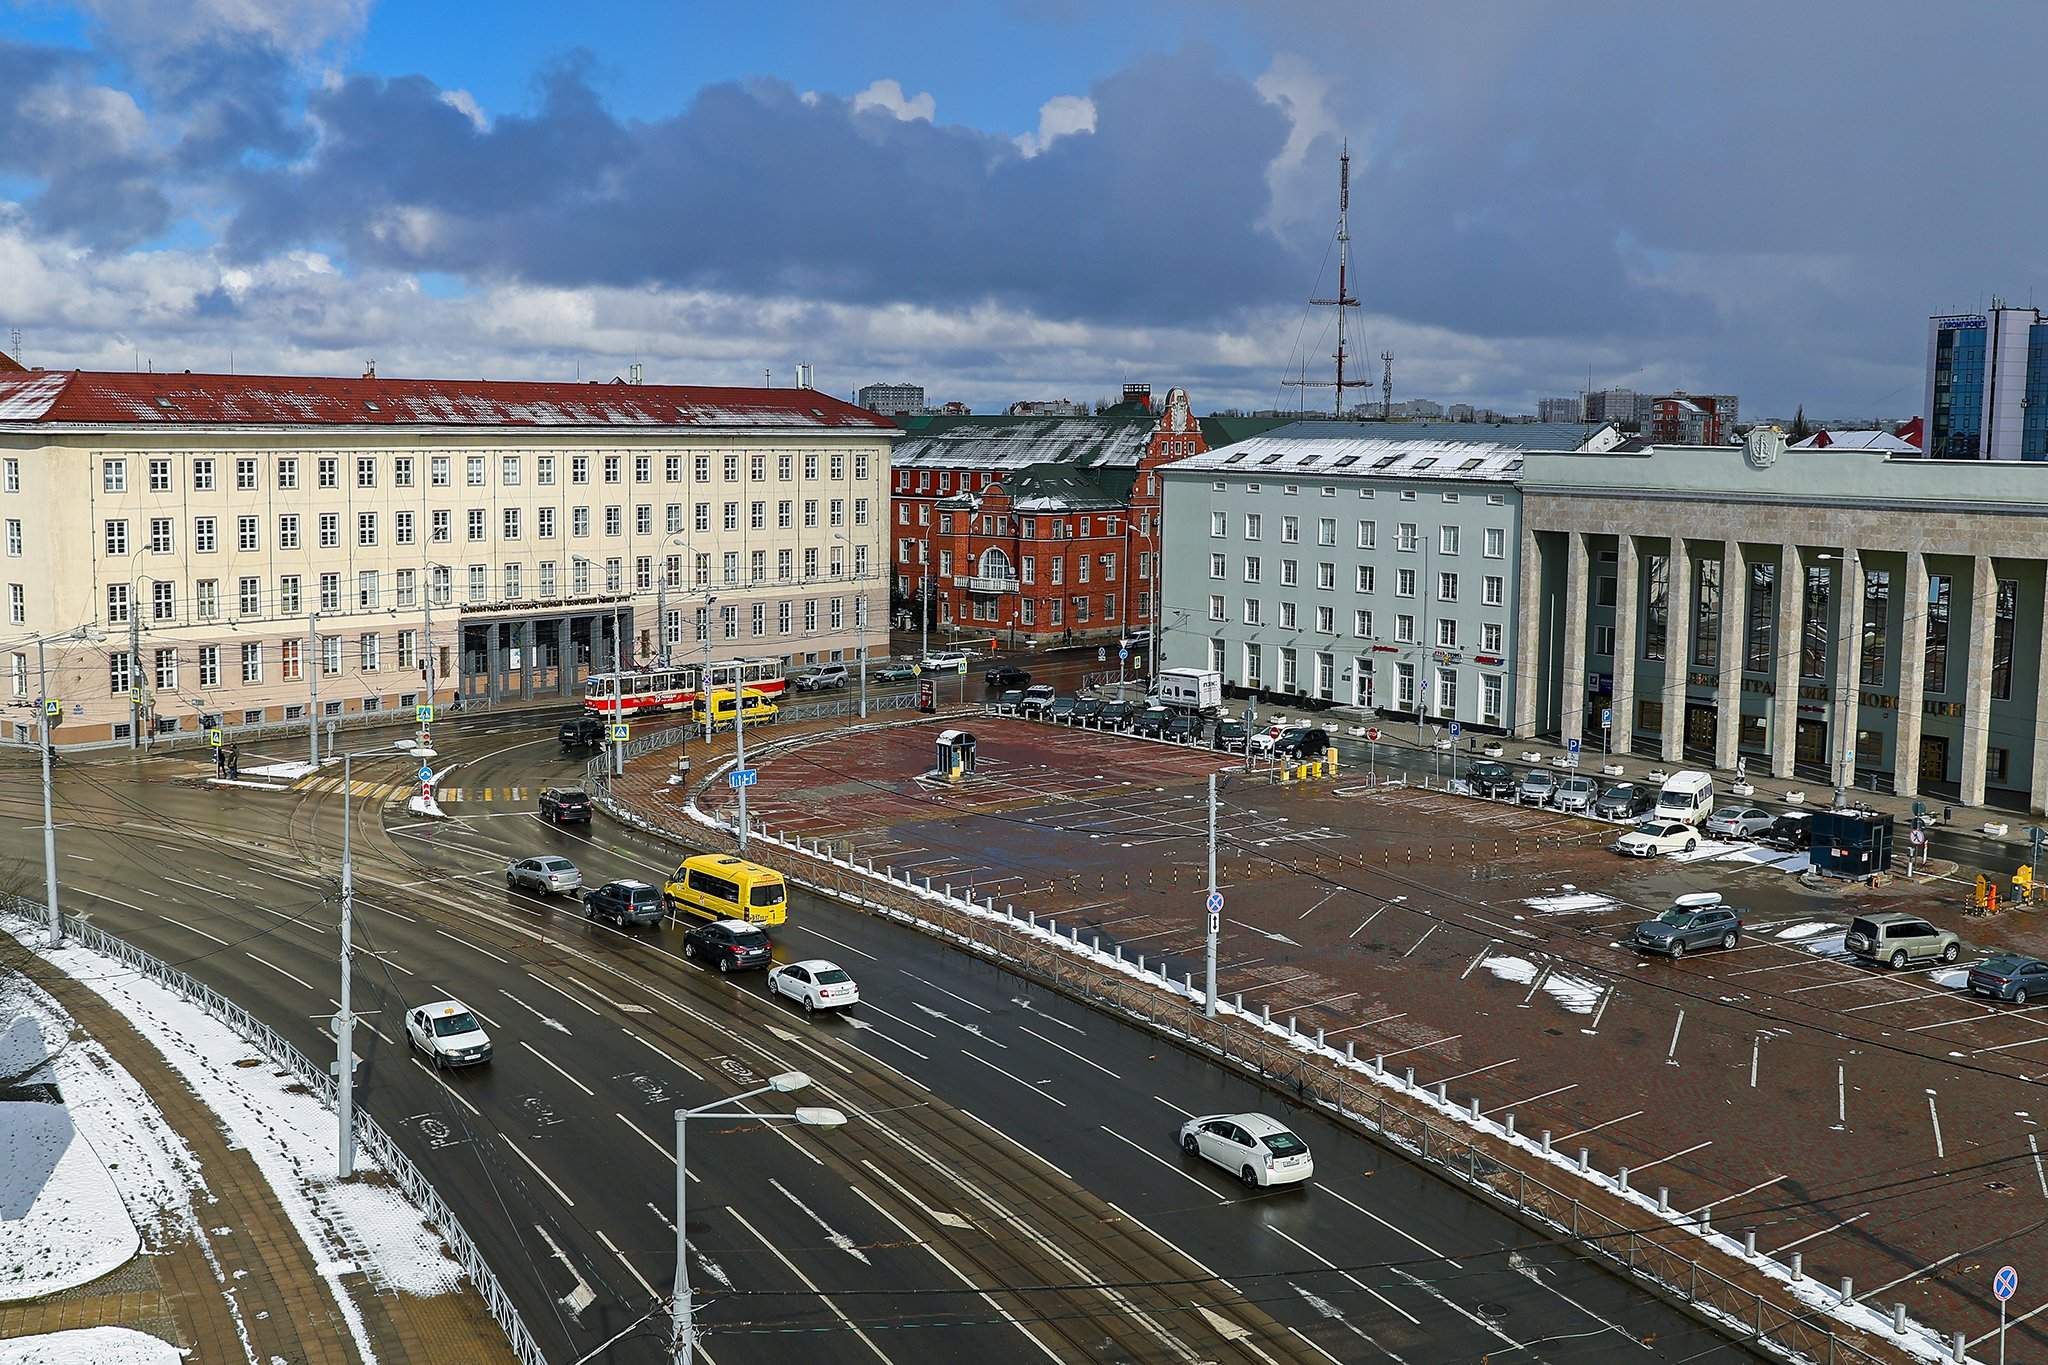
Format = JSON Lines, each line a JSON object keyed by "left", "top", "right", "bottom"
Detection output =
{"left": 1178, "top": 1112, "right": 1315, "bottom": 1187}
{"left": 1613, "top": 820, "right": 1700, "bottom": 858}
{"left": 767, "top": 959, "right": 860, "bottom": 1013}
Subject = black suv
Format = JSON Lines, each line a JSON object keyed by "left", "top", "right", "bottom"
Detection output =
{"left": 1763, "top": 812, "right": 1812, "bottom": 850}
{"left": 1166, "top": 713, "right": 1206, "bottom": 743}
{"left": 1070, "top": 698, "right": 1106, "bottom": 726}
{"left": 584, "top": 879, "right": 664, "bottom": 928}
{"left": 1467, "top": 761, "right": 1518, "bottom": 799}
{"left": 985, "top": 664, "right": 1032, "bottom": 688}
{"left": 1097, "top": 701, "right": 1134, "bottom": 729}
{"left": 683, "top": 919, "right": 774, "bottom": 973}
{"left": 1213, "top": 719, "right": 1249, "bottom": 751}
{"left": 559, "top": 715, "right": 606, "bottom": 749}
{"left": 1274, "top": 726, "right": 1330, "bottom": 759}
{"left": 1130, "top": 707, "right": 1171, "bottom": 738}
{"left": 538, "top": 787, "right": 592, "bottom": 823}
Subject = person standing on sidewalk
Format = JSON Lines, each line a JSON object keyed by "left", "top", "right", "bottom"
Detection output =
{"left": 214, "top": 745, "right": 227, "bottom": 778}
{"left": 226, "top": 744, "right": 240, "bottom": 781}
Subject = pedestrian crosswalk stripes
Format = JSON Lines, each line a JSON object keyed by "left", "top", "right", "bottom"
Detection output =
{"left": 285, "top": 775, "right": 529, "bottom": 805}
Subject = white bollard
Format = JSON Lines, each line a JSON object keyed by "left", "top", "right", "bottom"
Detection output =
{"left": 1789, "top": 1252, "right": 1802, "bottom": 1282}
{"left": 1744, "top": 1231, "right": 1757, "bottom": 1258}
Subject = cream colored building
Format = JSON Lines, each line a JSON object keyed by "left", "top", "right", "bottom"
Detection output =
{"left": 0, "top": 370, "right": 895, "bottom": 747}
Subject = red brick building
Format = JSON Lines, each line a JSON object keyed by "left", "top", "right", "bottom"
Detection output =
{"left": 888, "top": 386, "right": 1205, "bottom": 648}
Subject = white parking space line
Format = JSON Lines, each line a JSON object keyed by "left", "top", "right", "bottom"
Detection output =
{"left": 1377, "top": 1033, "right": 1462, "bottom": 1061}
{"left": 1481, "top": 1083, "right": 1577, "bottom": 1117}
{"left": 1693, "top": 1174, "right": 1786, "bottom": 1213}
{"left": 1432, "top": 1056, "right": 1516, "bottom": 1087}
{"left": 1324, "top": 1012, "right": 1406, "bottom": 1039}
{"left": 1769, "top": 1211, "right": 1869, "bottom": 1256}
{"left": 1627, "top": 1138, "right": 1713, "bottom": 1175}
{"left": 1968, "top": 1032, "right": 2048, "bottom": 1056}
{"left": 1556, "top": 1110, "right": 1643, "bottom": 1143}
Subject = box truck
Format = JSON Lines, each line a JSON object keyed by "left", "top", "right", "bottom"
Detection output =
{"left": 1155, "top": 668, "right": 1223, "bottom": 714}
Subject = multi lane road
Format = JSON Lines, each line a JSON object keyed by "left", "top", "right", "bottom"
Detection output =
{"left": 1, "top": 704, "right": 1729, "bottom": 1364}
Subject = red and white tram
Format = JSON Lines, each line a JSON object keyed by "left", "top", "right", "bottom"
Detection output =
{"left": 582, "top": 657, "right": 786, "bottom": 717}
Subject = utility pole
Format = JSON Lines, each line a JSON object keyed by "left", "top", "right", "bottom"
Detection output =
{"left": 36, "top": 636, "right": 60, "bottom": 948}
{"left": 128, "top": 603, "right": 141, "bottom": 750}
{"left": 1205, "top": 772, "right": 1219, "bottom": 1018}
{"left": 418, "top": 576, "right": 435, "bottom": 753}
{"left": 920, "top": 544, "right": 931, "bottom": 661}
{"left": 734, "top": 663, "right": 749, "bottom": 853}
{"left": 337, "top": 747, "right": 358, "bottom": 1180}
{"left": 856, "top": 593, "right": 869, "bottom": 719}
{"left": 307, "top": 611, "right": 321, "bottom": 767}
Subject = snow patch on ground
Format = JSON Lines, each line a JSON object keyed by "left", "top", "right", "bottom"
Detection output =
{"left": 0, "top": 1326, "right": 186, "bottom": 1363}
{"left": 1666, "top": 839, "right": 1747, "bottom": 864}
{"left": 242, "top": 760, "right": 320, "bottom": 780}
{"left": 1800, "top": 930, "right": 1851, "bottom": 957}
{"left": 1776, "top": 921, "right": 1834, "bottom": 939}
{"left": 0, "top": 1101, "right": 139, "bottom": 1299}
{"left": 1478, "top": 955, "right": 1602, "bottom": 1014}
{"left": 1930, "top": 967, "right": 1970, "bottom": 989}
{"left": 1522, "top": 892, "right": 1615, "bottom": 915}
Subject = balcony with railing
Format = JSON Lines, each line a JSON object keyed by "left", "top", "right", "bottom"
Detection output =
{"left": 961, "top": 572, "right": 1019, "bottom": 594}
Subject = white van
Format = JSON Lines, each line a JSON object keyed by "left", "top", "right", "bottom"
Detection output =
{"left": 1654, "top": 770, "right": 1716, "bottom": 826}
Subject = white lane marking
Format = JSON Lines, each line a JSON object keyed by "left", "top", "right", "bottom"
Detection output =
{"left": 616, "top": 1111, "right": 697, "bottom": 1183}
{"left": 497, "top": 989, "right": 572, "bottom": 1035}
{"left": 501, "top": 1134, "right": 576, "bottom": 1206}
{"left": 245, "top": 951, "right": 316, "bottom": 991}
{"left": 849, "top": 1184, "right": 1062, "bottom": 1364}
{"left": 959, "top": 1109, "right": 1073, "bottom": 1181}
{"left": 625, "top": 1028, "right": 705, "bottom": 1081}
{"left": 594, "top": 1229, "right": 659, "bottom": 1302}
{"left": 65, "top": 852, "right": 93, "bottom": 862}
{"left": 899, "top": 970, "right": 994, "bottom": 1014}
{"left": 787, "top": 923, "right": 879, "bottom": 961}
{"left": 160, "top": 915, "right": 230, "bottom": 946}
{"left": 845, "top": 1023, "right": 930, "bottom": 1060}
{"left": 1315, "top": 1185, "right": 1464, "bottom": 1268}
{"left": 518, "top": 1040, "right": 596, "bottom": 1097}
{"left": 724, "top": 1204, "right": 897, "bottom": 1364}
{"left": 858, "top": 1002, "right": 940, "bottom": 1038}
{"left": 357, "top": 946, "right": 414, "bottom": 977}
{"left": 769, "top": 1177, "right": 871, "bottom": 1264}
{"left": 525, "top": 971, "right": 604, "bottom": 1017}
{"left": 561, "top": 971, "right": 650, "bottom": 1014}
{"left": 1099, "top": 1124, "right": 1227, "bottom": 1201}
{"left": 1153, "top": 1094, "right": 1198, "bottom": 1118}
{"left": 960, "top": 1049, "right": 1064, "bottom": 1106}
{"left": 1290, "top": 1285, "right": 1410, "bottom": 1364}
{"left": 912, "top": 1001, "right": 1007, "bottom": 1048}
{"left": 436, "top": 928, "right": 507, "bottom": 963}
{"left": 1267, "top": 1224, "right": 1421, "bottom": 1326}
{"left": 411, "top": 1057, "right": 481, "bottom": 1116}
{"left": 1018, "top": 1025, "right": 1121, "bottom": 1079}
{"left": 533, "top": 1222, "right": 595, "bottom": 1317}
{"left": 1010, "top": 996, "right": 1087, "bottom": 1035}
{"left": 1507, "top": 1248, "right": 1650, "bottom": 1350}
{"left": 326, "top": 1000, "right": 392, "bottom": 1045}
{"left": 858, "top": 1159, "right": 972, "bottom": 1230}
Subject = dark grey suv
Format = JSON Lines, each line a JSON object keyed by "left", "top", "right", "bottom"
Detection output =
{"left": 584, "top": 879, "right": 665, "bottom": 928}
{"left": 1631, "top": 894, "right": 1743, "bottom": 958}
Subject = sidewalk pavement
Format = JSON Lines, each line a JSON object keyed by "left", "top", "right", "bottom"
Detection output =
{"left": 1, "top": 947, "right": 516, "bottom": 1364}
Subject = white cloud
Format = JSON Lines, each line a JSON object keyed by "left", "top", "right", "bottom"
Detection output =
{"left": 77, "top": 0, "right": 371, "bottom": 59}
{"left": 1254, "top": 54, "right": 1345, "bottom": 235}
{"left": 18, "top": 82, "right": 152, "bottom": 158}
{"left": 1014, "top": 94, "right": 1095, "bottom": 157}
{"left": 437, "top": 89, "right": 487, "bottom": 131}
{"left": 850, "top": 79, "right": 935, "bottom": 123}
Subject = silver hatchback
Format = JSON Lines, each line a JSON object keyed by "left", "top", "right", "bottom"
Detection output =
{"left": 507, "top": 855, "right": 582, "bottom": 895}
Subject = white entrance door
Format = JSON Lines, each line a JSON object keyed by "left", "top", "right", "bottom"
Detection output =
{"left": 1352, "top": 657, "right": 1374, "bottom": 707}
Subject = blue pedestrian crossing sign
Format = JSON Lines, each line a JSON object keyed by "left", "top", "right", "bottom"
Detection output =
{"left": 415, "top": 704, "right": 433, "bottom": 723}
{"left": 1448, "top": 722, "right": 1461, "bottom": 737}
{"left": 1995, "top": 1265, "right": 2018, "bottom": 1301}
{"left": 729, "top": 768, "right": 758, "bottom": 788}
{"left": 417, "top": 765, "right": 433, "bottom": 782}
{"left": 207, "top": 728, "right": 224, "bottom": 748}
{"left": 43, "top": 698, "right": 59, "bottom": 718}
{"left": 609, "top": 722, "right": 630, "bottom": 742}
{"left": 1567, "top": 737, "right": 1582, "bottom": 754}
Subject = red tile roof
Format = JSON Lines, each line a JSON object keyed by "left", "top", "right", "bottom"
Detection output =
{"left": 0, "top": 351, "right": 24, "bottom": 374}
{"left": 0, "top": 370, "right": 896, "bottom": 431}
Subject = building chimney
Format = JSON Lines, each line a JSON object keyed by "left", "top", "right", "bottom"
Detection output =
{"left": 363, "top": 360, "right": 377, "bottom": 380}
{"left": 795, "top": 363, "right": 814, "bottom": 390}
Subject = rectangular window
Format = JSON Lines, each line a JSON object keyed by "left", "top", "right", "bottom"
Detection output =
{"left": 357, "top": 455, "right": 377, "bottom": 488}
{"left": 277, "top": 456, "right": 300, "bottom": 490}
{"left": 103, "top": 459, "right": 127, "bottom": 493}
{"left": 1282, "top": 515, "right": 1299, "bottom": 543}
{"left": 1397, "top": 522, "right": 1418, "bottom": 552}
{"left": 1860, "top": 568, "right": 1889, "bottom": 686}
{"left": 504, "top": 562, "right": 523, "bottom": 597}
{"left": 1438, "top": 571, "right": 1457, "bottom": 602}
{"left": 319, "top": 457, "right": 338, "bottom": 489}
{"left": 1437, "top": 617, "right": 1457, "bottom": 648}
{"left": 7, "top": 584, "right": 21, "bottom": 625}
{"left": 395, "top": 510, "right": 415, "bottom": 545}
{"left": 1243, "top": 557, "right": 1260, "bottom": 584}
{"left": 106, "top": 583, "right": 130, "bottom": 624}
{"left": 1396, "top": 662, "right": 1415, "bottom": 709}
{"left": 1925, "top": 573, "right": 1954, "bottom": 694}
{"left": 431, "top": 509, "right": 451, "bottom": 543}
{"left": 149, "top": 458, "right": 172, "bottom": 492}
{"left": 357, "top": 571, "right": 379, "bottom": 609}
{"left": 1693, "top": 556, "right": 1721, "bottom": 668}
{"left": 467, "top": 565, "right": 487, "bottom": 602}
{"left": 504, "top": 507, "right": 522, "bottom": 540}
{"left": 1994, "top": 577, "right": 2018, "bottom": 701}
{"left": 151, "top": 580, "right": 174, "bottom": 622}
{"left": 360, "top": 634, "right": 381, "bottom": 671}
{"left": 1396, "top": 568, "right": 1415, "bottom": 598}
{"left": 1357, "top": 520, "right": 1376, "bottom": 549}
{"left": 196, "top": 579, "right": 218, "bottom": 620}
{"left": 1483, "top": 622, "right": 1503, "bottom": 652}
{"left": 1315, "top": 604, "right": 1334, "bottom": 633}
{"left": 431, "top": 455, "right": 451, "bottom": 487}
{"left": 396, "top": 569, "right": 416, "bottom": 607}
{"left": 198, "top": 645, "right": 219, "bottom": 688}
{"left": 1644, "top": 554, "right": 1668, "bottom": 661}
{"left": 1745, "top": 561, "right": 1775, "bottom": 673}
{"left": 538, "top": 455, "right": 556, "bottom": 486}
{"left": 399, "top": 630, "right": 417, "bottom": 668}
{"left": 320, "top": 572, "right": 342, "bottom": 611}
{"left": 241, "top": 642, "right": 263, "bottom": 684}
{"left": 358, "top": 511, "right": 378, "bottom": 546}
{"left": 1396, "top": 613, "right": 1415, "bottom": 643}
{"left": 322, "top": 635, "right": 342, "bottom": 675}
{"left": 1439, "top": 525, "right": 1460, "bottom": 555}
{"left": 1280, "top": 601, "right": 1297, "bottom": 629}
{"left": 1356, "top": 565, "right": 1375, "bottom": 593}
{"left": 1483, "top": 574, "right": 1504, "bottom": 607}
{"left": 193, "top": 516, "right": 216, "bottom": 553}
{"left": 105, "top": 519, "right": 128, "bottom": 556}
{"left": 502, "top": 454, "right": 522, "bottom": 487}
{"left": 319, "top": 513, "right": 339, "bottom": 548}
{"left": 1484, "top": 527, "right": 1505, "bottom": 558}
{"left": 603, "top": 454, "right": 621, "bottom": 485}
{"left": 3, "top": 458, "right": 17, "bottom": 493}
{"left": 538, "top": 561, "right": 556, "bottom": 596}
{"left": 3, "top": 518, "right": 19, "bottom": 556}
{"left": 467, "top": 455, "right": 486, "bottom": 487}
{"left": 274, "top": 575, "right": 296, "bottom": 614}
{"left": 1801, "top": 563, "right": 1831, "bottom": 680}
{"left": 1243, "top": 513, "right": 1261, "bottom": 541}
{"left": 1354, "top": 608, "right": 1372, "bottom": 637}
{"left": 148, "top": 516, "right": 172, "bottom": 553}
{"left": 1483, "top": 674, "right": 1504, "bottom": 726}
{"left": 1318, "top": 562, "right": 1335, "bottom": 590}
{"left": 107, "top": 651, "right": 132, "bottom": 695}
{"left": 394, "top": 456, "right": 414, "bottom": 488}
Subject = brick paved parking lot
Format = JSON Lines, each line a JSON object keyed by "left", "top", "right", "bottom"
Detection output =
{"left": 717, "top": 714, "right": 2048, "bottom": 1355}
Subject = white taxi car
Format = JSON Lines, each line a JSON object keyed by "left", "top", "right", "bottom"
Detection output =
{"left": 1178, "top": 1112, "right": 1314, "bottom": 1187}
{"left": 766, "top": 959, "right": 860, "bottom": 1013}
{"left": 406, "top": 999, "right": 493, "bottom": 1068}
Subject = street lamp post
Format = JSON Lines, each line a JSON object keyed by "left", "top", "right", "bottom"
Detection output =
{"left": 32, "top": 626, "right": 101, "bottom": 947}
{"left": 834, "top": 531, "right": 869, "bottom": 719}
{"left": 671, "top": 1073, "right": 844, "bottom": 1364}
{"left": 334, "top": 739, "right": 418, "bottom": 1179}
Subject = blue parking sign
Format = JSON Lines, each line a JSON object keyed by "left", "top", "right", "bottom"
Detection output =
{"left": 1448, "top": 722, "right": 1461, "bottom": 737}
{"left": 1600, "top": 706, "right": 1613, "bottom": 729}
{"left": 1567, "top": 737, "right": 1582, "bottom": 754}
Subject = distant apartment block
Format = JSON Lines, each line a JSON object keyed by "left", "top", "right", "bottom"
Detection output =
{"left": 1007, "top": 399, "right": 1087, "bottom": 416}
{"left": 1538, "top": 396, "right": 1583, "bottom": 424}
{"left": 1925, "top": 305, "right": 2048, "bottom": 460}
{"left": 857, "top": 382, "right": 926, "bottom": 415}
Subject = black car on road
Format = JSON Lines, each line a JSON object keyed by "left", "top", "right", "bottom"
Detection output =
{"left": 559, "top": 715, "right": 606, "bottom": 749}
{"left": 683, "top": 918, "right": 775, "bottom": 973}
{"left": 538, "top": 787, "right": 592, "bottom": 823}
{"left": 1213, "top": 719, "right": 1249, "bottom": 751}
{"left": 1274, "top": 726, "right": 1330, "bottom": 759}
{"left": 1070, "top": 698, "right": 1105, "bottom": 726}
{"left": 1467, "top": 760, "right": 1518, "bottom": 799}
{"left": 1131, "top": 707, "right": 1172, "bottom": 738}
{"left": 1097, "top": 701, "right": 1134, "bottom": 730}
{"left": 986, "top": 664, "right": 1032, "bottom": 688}
{"left": 1166, "top": 713, "right": 1206, "bottom": 743}
{"left": 1762, "top": 812, "right": 1812, "bottom": 850}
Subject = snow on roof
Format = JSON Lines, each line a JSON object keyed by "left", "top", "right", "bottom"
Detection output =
{"left": 1789, "top": 428, "right": 1920, "bottom": 452}
{"left": 1172, "top": 434, "right": 1532, "bottom": 482}
{"left": 891, "top": 415, "right": 1156, "bottom": 470}
{"left": 0, "top": 370, "right": 897, "bottom": 432}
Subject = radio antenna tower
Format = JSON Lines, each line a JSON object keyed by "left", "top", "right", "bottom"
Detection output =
{"left": 1285, "top": 142, "right": 1372, "bottom": 417}
{"left": 1380, "top": 351, "right": 1393, "bottom": 420}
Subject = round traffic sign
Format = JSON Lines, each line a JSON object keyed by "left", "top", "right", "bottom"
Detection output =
{"left": 1366, "top": 727, "right": 1381, "bottom": 741}
{"left": 1909, "top": 827, "right": 1928, "bottom": 848}
{"left": 1205, "top": 891, "right": 1224, "bottom": 913}
{"left": 1995, "top": 1265, "right": 2018, "bottom": 1301}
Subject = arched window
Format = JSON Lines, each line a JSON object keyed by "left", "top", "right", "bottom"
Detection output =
{"left": 978, "top": 547, "right": 1013, "bottom": 580}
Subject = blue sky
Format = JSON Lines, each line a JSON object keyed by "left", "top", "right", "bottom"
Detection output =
{"left": 4, "top": 1, "right": 2044, "bottom": 419}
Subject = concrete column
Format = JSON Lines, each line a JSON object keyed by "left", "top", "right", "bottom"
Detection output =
{"left": 1611, "top": 534, "right": 1640, "bottom": 756}
{"left": 518, "top": 620, "right": 533, "bottom": 701}
{"left": 1833, "top": 550, "right": 1865, "bottom": 792}
{"left": 1661, "top": 537, "right": 1691, "bottom": 763}
{"left": 1772, "top": 544, "right": 1803, "bottom": 780}
{"left": 485, "top": 623, "right": 502, "bottom": 705}
{"left": 2030, "top": 585, "right": 2048, "bottom": 815}
{"left": 1896, "top": 551, "right": 1929, "bottom": 800}
{"left": 1715, "top": 542, "right": 1743, "bottom": 772}
{"left": 1960, "top": 554, "right": 1996, "bottom": 808}
{"left": 1514, "top": 527, "right": 1542, "bottom": 737}
{"left": 1560, "top": 531, "right": 1589, "bottom": 747}
{"left": 557, "top": 617, "right": 575, "bottom": 697}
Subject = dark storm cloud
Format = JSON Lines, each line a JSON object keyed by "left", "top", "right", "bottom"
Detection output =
{"left": 224, "top": 51, "right": 1301, "bottom": 326}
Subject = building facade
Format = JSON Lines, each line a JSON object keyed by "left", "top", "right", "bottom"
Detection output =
{"left": 1924, "top": 306, "right": 2048, "bottom": 460}
{"left": 1538, "top": 396, "right": 1583, "bottom": 424}
{"left": 1649, "top": 394, "right": 1726, "bottom": 446}
{"left": 1518, "top": 436, "right": 2048, "bottom": 811}
{"left": 0, "top": 370, "right": 894, "bottom": 747}
{"left": 1157, "top": 424, "right": 1600, "bottom": 729}
{"left": 888, "top": 388, "right": 1205, "bottom": 644}
{"left": 856, "top": 382, "right": 926, "bottom": 415}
